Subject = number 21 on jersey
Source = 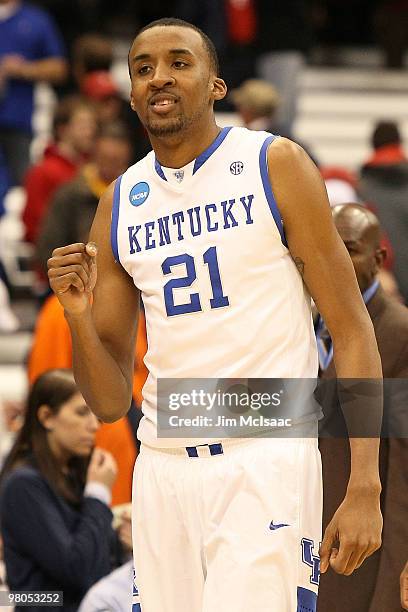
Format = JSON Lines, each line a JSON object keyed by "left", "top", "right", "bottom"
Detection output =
{"left": 161, "top": 246, "right": 229, "bottom": 316}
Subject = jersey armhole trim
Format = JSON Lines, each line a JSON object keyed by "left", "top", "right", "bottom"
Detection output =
{"left": 111, "top": 174, "right": 123, "bottom": 263}
{"left": 259, "top": 135, "right": 288, "bottom": 248}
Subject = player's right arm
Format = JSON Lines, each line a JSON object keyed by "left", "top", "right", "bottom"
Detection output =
{"left": 47, "top": 182, "right": 140, "bottom": 423}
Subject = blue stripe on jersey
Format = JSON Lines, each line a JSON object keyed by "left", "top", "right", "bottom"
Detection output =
{"left": 193, "top": 126, "right": 232, "bottom": 174}
{"left": 154, "top": 158, "right": 168, "bottom": 181}
{"left": 259, "top": 135, "right": 288, "bottom": 247}
{"left": 111, "top": 174, "right": 123, "bottom": 262}
{"left": 297, "top": 586, "right": 317, "bottom": 611}
{"left": 154, "top": 127, "right": 232, "bottom": 181}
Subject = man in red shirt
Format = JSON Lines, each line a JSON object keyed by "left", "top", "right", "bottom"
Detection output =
{"left": 22, "top": 95, "right": 97, "bottom": 244}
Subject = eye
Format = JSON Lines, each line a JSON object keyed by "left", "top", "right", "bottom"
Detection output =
{"left": 77, "top": 407, "right": 90, "bottom": 417}
{"left": 138, "top": 65, "right": 151, "bottom": 75}
{"left": 173, "top": 61, "right": 188, "bottom": 69}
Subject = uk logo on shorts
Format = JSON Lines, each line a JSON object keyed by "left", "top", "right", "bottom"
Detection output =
{"left": 129, "top": 182, "right": 150, "bottom": 206}
{"left": 301, "top": 538, "right": 320, "bottom": 586}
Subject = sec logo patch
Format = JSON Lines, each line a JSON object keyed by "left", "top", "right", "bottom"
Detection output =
{"left": 230, "top": 161, "right": 244, "bottom": 175}
{"left": 129, "top": 182, "right": 150, "bottom": 206}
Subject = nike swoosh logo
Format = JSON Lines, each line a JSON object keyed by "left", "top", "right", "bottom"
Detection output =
{"left": 269, "top": 521, "right": 290, "bottom": 531}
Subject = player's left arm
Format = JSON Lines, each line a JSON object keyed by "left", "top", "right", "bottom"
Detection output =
{"left": 267, "top": 138, "right": 383, "bottom": 576}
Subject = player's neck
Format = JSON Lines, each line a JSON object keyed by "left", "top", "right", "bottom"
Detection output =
{"left": 151, "top": 119, "right": 221, "bottom": 169}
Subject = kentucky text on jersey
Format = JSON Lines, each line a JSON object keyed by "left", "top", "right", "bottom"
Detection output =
{"left": 127, "top": 194, "right": 254, "bottom": 254}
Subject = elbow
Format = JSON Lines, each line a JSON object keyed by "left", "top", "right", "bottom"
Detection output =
{"left": 99, "top": 411, "right": 128, "bottom": 424}
{"left": 90, "top": 401, "right": 130, "bottom": 424}
{"left": 75, "top": 371, "right": 134, "bottom": 424}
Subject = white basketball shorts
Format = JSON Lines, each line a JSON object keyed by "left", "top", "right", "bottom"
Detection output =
{"left": 132, "top": 437, "right": 322, "bottom": 611}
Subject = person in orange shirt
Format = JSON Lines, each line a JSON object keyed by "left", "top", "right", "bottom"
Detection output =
{"left": 27, "top": 294, "right": 148, "bottom": 506}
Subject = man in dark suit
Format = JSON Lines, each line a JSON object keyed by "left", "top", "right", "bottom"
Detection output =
{"left": 318, "top": 203, "right": 408, "bottom": 612}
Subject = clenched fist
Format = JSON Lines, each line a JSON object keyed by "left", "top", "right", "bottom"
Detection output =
{"left": 48, "top": 242, "right": 97, "bottom": 316}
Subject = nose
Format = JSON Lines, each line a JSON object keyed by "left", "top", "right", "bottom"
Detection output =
{"left": 88, "top": 412, "right": 100, "bottom": 432}
{"left": 149, "top": 63, "right": 175, "bottom": 89}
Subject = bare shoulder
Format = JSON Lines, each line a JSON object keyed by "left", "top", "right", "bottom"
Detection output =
{"left": 92, "top": 181, "right": 116, "bottom": 231}
{"left": 89, "top": 181, "right": 121, "bottom": 275}
{"left": 267, "top": 137, "right": 317, "bottom": 181}
{"left": 269, "top": 135, "right": 303, "bottom": 156}
{"left": 90, "top": 181, "right": 121, "bottom": 268}
{"left": 266, "top": 136, "right": 328, "bottom": 224}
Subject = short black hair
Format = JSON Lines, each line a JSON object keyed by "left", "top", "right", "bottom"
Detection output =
{"left": 372, "top": 120, "right": 401, "bottom": 149}
{"left": 131, "top": 17, "right": 219, "bottom": 77}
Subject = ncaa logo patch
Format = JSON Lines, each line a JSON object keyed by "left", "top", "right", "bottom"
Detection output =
{"left": 230, "top": 161, "right": 244, "bottom": 175}
{"left": 129, "top": 182, "right": 150, "bottom": 206}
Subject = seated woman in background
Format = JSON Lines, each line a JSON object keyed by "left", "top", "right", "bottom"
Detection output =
{"left": 0, "top": 369, "right": 123, "bottom": 612}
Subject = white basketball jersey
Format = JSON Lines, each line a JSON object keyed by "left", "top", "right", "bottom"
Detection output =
{"left": 112, "top": 126, "right": 318, "bottom": 447}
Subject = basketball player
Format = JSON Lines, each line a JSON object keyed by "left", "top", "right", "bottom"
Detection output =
{"left": 47, "top": 18, "right": 383, "bottom": 611}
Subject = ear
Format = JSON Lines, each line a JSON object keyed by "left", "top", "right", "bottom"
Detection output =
{"left": 211, "top": 77, "right": 227, "bottom": 102}
{"left": 130, "top": 92, "right": 136, "bottom": 112}
{"left": 37, "top": 404, "right": 54, "bottom": 432}
{"left": 374, "top": 247, "right": 387, "bottom": 271}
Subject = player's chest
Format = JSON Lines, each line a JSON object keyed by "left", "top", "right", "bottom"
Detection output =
{"left": 124, "top": 190, "right": 258, "bottom": 258}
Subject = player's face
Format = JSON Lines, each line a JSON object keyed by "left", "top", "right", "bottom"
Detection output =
{"left": 43, "top": 393, "right": 99, "bottom": 462}
{"left": 128, "top": 26, "right": 223, "bottom": 138}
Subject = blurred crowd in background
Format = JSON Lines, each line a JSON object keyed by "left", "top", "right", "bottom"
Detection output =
{"left": 0, "top": 1, "right": 408, "bottom": 611}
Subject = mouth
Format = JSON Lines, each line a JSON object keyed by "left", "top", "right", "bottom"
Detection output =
{"left": 81, "top": 439, "right": 94, "bottom": 447}
{"left": 149, "top": 94, "right": 179, "bottom": 115}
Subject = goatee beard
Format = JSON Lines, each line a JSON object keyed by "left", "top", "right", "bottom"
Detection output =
{"left": 147, "top": 115, "right": 186, "bottom": 137}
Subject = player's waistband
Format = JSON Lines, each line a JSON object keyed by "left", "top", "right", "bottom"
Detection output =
{"left": 140, "top": 436, "right": 316, "bottom": 459}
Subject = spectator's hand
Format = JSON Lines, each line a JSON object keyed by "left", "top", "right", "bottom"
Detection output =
{"left": 117, "top": 512, "right": 133, "bottom": 552}
{"left": 0, "top": 54, "right": 29, "bottom": 79}
{"left": 401, "top": 561, "right": 408, "bottom": 610}
{"left": 87, "top": 448, "right": 117, "bottom": 490}
{"left": 320, "top": 487, "right": 382, "bottom": 575}
{"left": 48, "top": 242, "right": 97, "bottom": 316}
